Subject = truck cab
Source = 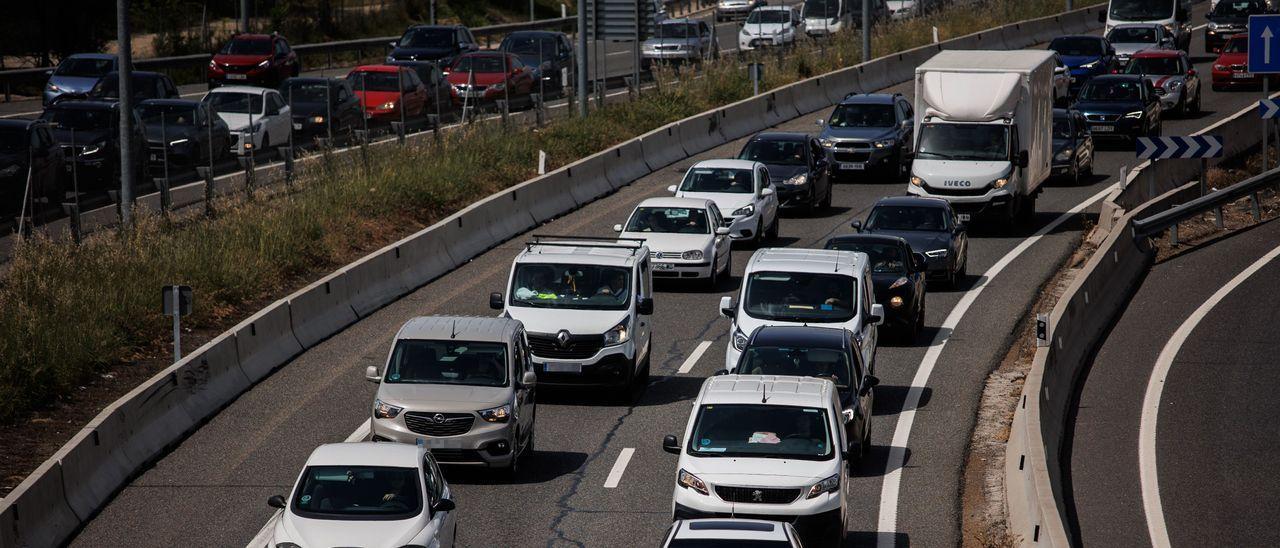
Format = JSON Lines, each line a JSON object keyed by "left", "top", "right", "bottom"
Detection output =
{"left": 1102, "top": 0, "right": 1194, "bottom": 52}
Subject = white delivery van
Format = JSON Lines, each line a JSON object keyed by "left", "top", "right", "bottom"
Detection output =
{"left": 1102, "top": 0, "right": 1193, "bottom": 51}
{"left": 907, "top": 49, "right": 1054, "bottom": 226}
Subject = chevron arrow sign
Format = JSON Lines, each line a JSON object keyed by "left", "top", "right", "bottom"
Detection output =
{"left": 1135, "top": 136, "right": 1224, "bottom": 159}
{"left": 1262, "top": 99, "right": 1280, "bottom": 119}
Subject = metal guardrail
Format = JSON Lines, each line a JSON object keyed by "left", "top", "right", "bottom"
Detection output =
{"left": 1132, "top": 166, "right": 1278, "bottom": 239}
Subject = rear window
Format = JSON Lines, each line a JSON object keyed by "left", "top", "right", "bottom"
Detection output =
{"left": 1049, "top": 37, "right": 1102, "bottom": 57}
{"left": 220, "top": 38, "right": 272, "bottom": 55}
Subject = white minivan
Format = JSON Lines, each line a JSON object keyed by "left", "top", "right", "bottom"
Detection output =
{"left": 663, "top": 375, "right": 848, "bottom": 547}
{"left": 719, "top": 248, "right": 882, "bottom": 372}
{"left": 1101, "top": 0, "right": 1193, "bottom": 51}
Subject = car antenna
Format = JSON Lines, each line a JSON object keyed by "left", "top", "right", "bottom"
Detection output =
{"left": 450, "top": 319, "right": 458, "bottom": 339}
{"left": 760, "top": 381, "right": 769, "bottom": 403}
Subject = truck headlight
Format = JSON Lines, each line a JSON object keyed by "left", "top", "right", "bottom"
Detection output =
{"left": 732, "top": 327, "right": 749, "bottom": 351}
{"left": 603, "top": 319, "right": 630, "bottom": 346}
{"left": 1054, "top": 149, "right": 1073, "bottom": 162}
{"left": 1124, "top": 111, "right": 1144, "bottom": 119}
{"left": 373, "top": 399, "right": 403, "bottom": 419}
{"left": 873, "top": 139, "right": 895, "bottom": 149}
{"left": 732, "top": 204, "right": 755, "bottom": 216}
{"left": 678, "top": 469, "right": 709, "bottom": 495}
{"left": 992, "top": 177, "right": 1009, "bottom": 189}
{"left": 784, "top": 173, "right": 808, "bottom": 186}
{"left": 910, "top": 176, "right": 924, "bottom": 187}
{"left": 682, "top": 250, "right": 704, "bottom": 260}
{"left": 479, "top": 404, "right": 511, "bottom": 423}
{"left": 806, "top": 473, "right": 840, "bottom": 498}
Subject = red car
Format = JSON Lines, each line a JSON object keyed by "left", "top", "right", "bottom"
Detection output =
{"left": 1211, "top": 33, "right": 1279, "bottom": 91}
{"left": 346, "top": 65, "right": 429, "bottom": 121}
{"left": 208, "top": 33, "right": 300, "bottom": 89}
{"left": 445, "top": 52, "right": 536, "bottom": 108}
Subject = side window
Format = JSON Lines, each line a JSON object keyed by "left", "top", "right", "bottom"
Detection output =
{"left": 421, "top": 458, "right": 439, "bottom": 505}
{"left": 708, "top": 203, "right": 724, "bottom": 227}
{"left": 638, "top": 260, "right": 650, "bottom": 298}
{"left": 758, "top": 167, "right": 770, "bottom": 189}
{"left": 859, "top": 276, "right": 872, "bottom": 320}
{"left": 850, "top": 335, "right": 865, "bottom": 382}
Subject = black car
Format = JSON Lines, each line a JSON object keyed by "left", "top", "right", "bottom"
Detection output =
{"left": 136, "top": 99, "right": 230, "bottom": 169}
{"left": 850, "top": 196, "right": 968, "bottom": 287}
{"left": 1052, "top": 108, "right": 1094, "bottom": 185}
{"left": 1049, "top": 35, "right": 1117, "bottom": 96}
{"left": 0, "top": 120, "right": 65, "bottom": 217}
{"left": 387, "top": 24, "right": 479, "bottom": 67}
{"left": 730, "top": 325, "right": 878, "bottom": 457}
{"left": 1206, "top": 0, "right": 1270, "bottom": 53}
{"left": 39, "top": 100, "right": 146, "bottom": 192}
{"left": 384, "top": 61, "right": 453, "bottom": 117}
{"left": 736, "top": 132, "right": 831, "bottom": 212}
{"left": 279, "top": 77, "right": 363, "bottom": 142}
{"left": 86, "top": 71, "right": 181, "bottom": 102}
{"left": 1073, "top": 74, "right": 1162, "bottom": 143}
{"left": 823, "top": 234, "right": 927, "bottom": 339}
{"left": 499, "top": 31, "right": 574, "bottom": 98}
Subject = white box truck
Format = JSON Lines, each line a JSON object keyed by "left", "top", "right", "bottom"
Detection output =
{"left": 906, "top": 50, "right": 1054, "bottom": 225}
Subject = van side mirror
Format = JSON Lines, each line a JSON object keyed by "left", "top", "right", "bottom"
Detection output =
{"left": 849, "top": 219, "right": 863, "bottom": 231}
{"left": 662, "top": 434, "right": 680, "bottom": 454}
{"left": 911, "top": 252, "right": 927, "bottom": 272}
{"left": 521, "top": 371, "right": 538, "bottom": 386}
{"left": 267, "top": 495, "right": 286, "bottom": 509}
{"left": 1017, "top": 150, "right": 1029, "bottom": 169}
{"left": 638, "top": 297, "right": 655, "bottom": 315}
{"left": 667, "top": 184, "right": 678, "bottom": 192}
{"left": 365, "top": 365, "right": 382, "bottom": 383}
{"left": 719, "top": 296, "right": 736, "bottom": 318}
{"left": 431, "top": 498, "right": 456, "bottom": 513}
{"left": 870, "top": 304, "right": 885, "bottom": 326}
{"left": 489, "top": 292, "right": 504, "bottom": 310}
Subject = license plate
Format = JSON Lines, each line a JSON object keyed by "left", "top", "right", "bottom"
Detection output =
{"left": 956, "top": 213, "right": 971, "bottom": 222}
{"left": 463, "top": 91, "right": 484, "bottom": 98}
{"left": 544, "top": 362, "right": 582, "bottom": 373}
{"left": 149, "top": 153, "right": 159, "bottom": 161}
{"left": 839, "top": 162, "right": 865, "bottom": 170}
{"left": 1091, "top": 125, "right": 1114, "bottom": 133}
{"left": 654, "top": 262, "right": 675, "bottom": 271}
{"left": 227, "top": 74, "right": 247, "bottom": 80}
{"left": 292, "top": 123, "right": 302, "bottom": 130}
{"left": 1234, "top": 72, "right": 1254, "bottom": 79}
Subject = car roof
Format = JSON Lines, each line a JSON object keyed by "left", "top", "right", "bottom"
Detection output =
{"left": 519, "top": 240, "right": 645, "bottom": 267}
{"left": 306, "top": 442, "right": 420, "bottom": 467}
{"left": 1111, "top": 22, "right": 1162, "bottom": 29}
{"left": 1089, "top": 73, "right": 1145, "bottom": 83}
{"left": 756, "top": 5, "right": 791, "bottom": 10}
{"left": 751, "top": 131, "right": 810, "bottom": 142}
{"left": 660, "top": 18, "right": 698, "bottom": 24}
{"left": 65, "top": 53, "right": 116, "bottom": 60}
{"left": 746, "top": 248, "right": 867, "bottom": 275}
{"left": 698, "top": 375, "right": 835, "bottom": 407}
{"left": 351, "top": 64, "right": 405, "bottom": 73}
{"left": 839, "top": 93, "right": 897, "bottom": 105}
{"left": 48, "top": 100, "right": 117, "bottom": 110}
{"left": 1132, "top": 49, "right": 1181, "bottom": 59}
{"left": 671, "top": 519, "right": 792, "bottom": 541}
{"left": 1053, "top": 34, "right": 1104, "bottom": 41}
{"left": 207, "top": 85, "right": 278, "bottom": 94}
{"left": 505, "top": 30, "right": 565, "bottom": 38}
{"left": 825, "top": 233, "right": 910, "bottom": 248}
{"left": 635, "top": 196, "right": 716, "bottom": 210}
{"left": 749, "top": 325, "right": 848, "bottom": 350}
{"left": 691, "top": 158, "right": 760, "bottom": 170}
{"left": 395, "top": 315, "right": 520, "bottom": 343}
{"left": 138, "top": 98, "right": 200, "bottom": 107}
{"left": 874, "top": 195, "right": 951, "bottom": 209}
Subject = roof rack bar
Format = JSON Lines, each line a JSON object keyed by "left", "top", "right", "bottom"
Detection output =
{"left": 526, "top": 234, "right": 647, "bottom": 254}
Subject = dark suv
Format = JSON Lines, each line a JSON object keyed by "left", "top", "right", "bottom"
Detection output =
{"left": 386, "top": 25, "right": 479, "bottom": 67}
{"left": 38, "top": 100, "right": 145, "bottom": 192}
{"left": 0, "top": 120, "right": 64, "bottom": 217}
{"left": 1073, "top": 74, "right": 1162, "bottom": 143}
{"left": 208, "top": 33, "right": 300, "bottom": 88}
{"left": 816, "top": 92, "right": 914, "bottom": 180}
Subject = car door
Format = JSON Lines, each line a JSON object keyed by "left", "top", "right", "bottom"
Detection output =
{"left": 512, "top": 332, "right": 534, "bottom": 443}
{"left": 895, "top": 97, "right": 914, "bottom": 153}
{"left": 423, "top": 453, "right": 456, "bottom": 547}
{"left": 756, "top": 165, "right": 778, "bottom": 226}
{"left": 707, "top": 204, "right": 728, "bottom": 268}
{"left": 1073, "top": 111, "right": 1093, "bottom": 170}
{"left": 807, "top": 138, "right": 829, "bottom": 200}
{"left": 267, "top": 92, "right": 290, "bottom": 145}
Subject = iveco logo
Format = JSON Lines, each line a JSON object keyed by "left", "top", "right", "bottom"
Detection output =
{"left": 943, "top": 180, "right": 972, "bottom": 187}
{"left": 432, "top": 413, "right": 447, "bottom": 424}
{"left": 556, "top": 330, "right": 571, "bottom": 347}
{"left": 751, "top": 490, "right": 764, "bottom": 502}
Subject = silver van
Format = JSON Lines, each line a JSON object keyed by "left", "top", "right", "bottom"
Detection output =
{"left": 367, "top": 316, "right": 537, "bottom": 476}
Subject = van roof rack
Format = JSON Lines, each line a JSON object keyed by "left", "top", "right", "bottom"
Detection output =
{"left": 526, "top": 234, "right": 647, "bottom": 254}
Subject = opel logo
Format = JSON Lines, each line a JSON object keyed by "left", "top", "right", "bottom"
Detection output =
{"left": 432, "top": 413, "right": 446, "bottom": 424}
{"left": 556, "top": 330, "right": 571, "bottom": 347}
{"left": 751, "top": 489, "right": 764, "bottom": 502}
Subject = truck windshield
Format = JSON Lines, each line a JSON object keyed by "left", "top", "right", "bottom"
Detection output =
{"left": 743, "top": 271, "right": 856, "bottom": 323}
{"left": 383, "top": 339, "right": 508, "bottom": 387}
{"left": 1108, "top": 0, "right": 1174, "bottom": 21}
{"left": 804, "top": 0, "right": 841, "bottom": 18}
{"left": 688, "top": 404, "right": 833, "bottom": 460}
{"left": 1107, "top": 27, "right": 1158, "bottom": 43}
{"left": 915, "top": 124, "right": 1009, "bottom": 162}
{"left": 510, "top": 263, "right": 632, "bottom": 310}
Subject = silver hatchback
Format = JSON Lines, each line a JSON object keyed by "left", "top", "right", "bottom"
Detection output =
{"left": 367, "top": 316, "right": 538, "bottom": 475}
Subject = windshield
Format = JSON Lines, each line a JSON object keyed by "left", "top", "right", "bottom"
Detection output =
{"left": 90, "top": 74, "right": 159, "bottom": 99}
{"left": 743, "top": 271, "right": 856, "bottom": 323}
{"left": 1053, "top": 117, "right": 1073, "bottom": 139}
{"left": 347, "top": 71, "right": 404, "bottom": 92}
{"left": 451, "top": 55, "right": 510, "bottom": 73}
{"left": 1126, "top": 56, "right": 1180, "bottom": 75}
{"left": 1223, "top": 37, "right": 1249, "bottom": 53}
{"left": 510, "top": 263, "right": 631, "bottom": 310}
{"left": 0, "top": 129, "right": 25, "bottom": 152}
{"left": 290, "top": 465, "right": 421, "bottom": 520}
{"left": 55, "top": 57, "right": 113, "bottom": 77}
{"left": 828, "top": 103, "right": 896, "bottom": 128}
{"left": 383, "top": 339, "right": 507, "bottom": 387}
{"left": 737, "top": 345, "right": 851, "bottom": 388}
{"left": 281, "top": 81, "right": 333, "bottom": 103}
{"left": 205, "top": 92, "right": 264, "bottom": 114}
{"left": 738, "top": 139, "right": 807, "bottom": 166}
{"left": 1109, "top": 0, "right": 1174, "bottom": 20}
{"left": 1049, "top": 37, "right": 1103, "bottom": 57}
{"left": 824, "top": 241, "right": 907, "bottom": 274}
{"left": 866, "top": 205, "right": 948, "bottom": 232}
{"left": 656, "top": 23, "right": 698, "bottom": 38}
{"left": 401, "top": 27, "right": 454, "bottom": 48}
{"left": 688, "top": 404, "right": 832, "bottom": 459}
{"left": 502, "top": 36, "right": 556, "bottom": 59}
{"left": 220, "top": 38, "right": 271, "bottom": 55}
{"left": 916, "top": 123, "right": 1009, "bottom": 161}
{"left": 1079, "top": 79, "right": 1142, "bottom": 100}
{"left": 138, "top": 104, "right": 197, "bottom": 127}
{"left": 40, "top": 108, "right": 112, "bottom": 131}
{"left": 1211, "top": 0, "right": 1265, "bottom": 16}
{"left": 625, "top": 206, "right": 709, "bottom": 234}
{"left": 678, "top": 167, "right": 754, "bottom": 193}
{"left": 668, "top": 541, "right": 792, "bottom": 548}
{"left": 804, "top": 0, "right": 841, "bottom": 18}
{"left": 1107, "top": 26, "right": 1158, "bottom": 43}
{"left": 746, "top": 10, "right": 791, "bottom": 24}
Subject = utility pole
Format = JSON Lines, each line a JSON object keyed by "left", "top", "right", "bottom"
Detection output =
{"left": 117, "top": 0, "right": 135, "bottom": 228}
{"left": 577, "top": 0, "right": 588, "bottom": 117}
{"left": 240, "top": 0, "right": 249, "bottom": 33}
{"left": 531, "top": 0, "right": 536, "bottom": 21}
{"left": 862, "top": 0, "right": 871, "bottom": 63}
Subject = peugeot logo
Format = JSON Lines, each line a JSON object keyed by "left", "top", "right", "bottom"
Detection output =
{"left": 556, "top": 330, "right": 571, "bottom": 348}
{"left": 751, "top": 490, "right": 764, "bottom": 502}
{"left": 432, "top": 413, "right": 447, "bottom": 424}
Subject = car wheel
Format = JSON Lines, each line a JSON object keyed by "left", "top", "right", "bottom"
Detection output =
{"left": 913, "top": 299, "right": 925, "bottom": 340}
{"left": 707, "top": 251, "right": 720, "bottom": 289}
{"left": 752, "top": 218, "right": 764, "bottom": 246}
{"left": 503, "top": 443, "right": 521, "bottom": 479}
{"left": 766, "top": 214, "right": 779, "bottom": 240}
{"left": 1191, "top": 88, "right": 1202, "bottom": 114}
{"left": 1083, "top": 155, "right": 1094, "bottom": 177}
{"left": 954, "top": 254, "right": 967, "bottom": 287}
{"left": 821, "top": 183, "right": 833, "bottom": 209}
{"left": 1070, "top": 161, "right": 1080, "bottom": 186}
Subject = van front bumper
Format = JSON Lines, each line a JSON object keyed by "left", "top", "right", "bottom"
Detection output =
{"left": 529, "top": 339, "right": 638, "bottom": 388}
{"left": 371, "top": 414, "right": 517, "bottom": 467}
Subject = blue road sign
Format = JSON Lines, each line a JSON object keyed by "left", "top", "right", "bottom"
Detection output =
{"left": 1249, "top": 15, "right": 1280, "bottom": 74}
{"left": 1136, "top": 136, "right": 1224, "bottom": 160}
{"left": 1262, "top": 99, "right": 1280, "bottom": 119}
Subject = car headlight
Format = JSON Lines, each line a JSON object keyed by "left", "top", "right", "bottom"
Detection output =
{"left": 310, "top": 115, "right": 325, "bottom": 124}
{"left": 732, "top": 204, "right": 754, "bottom": 216}
{"left": 1214, "top": 64, "right": 1226, "bottom": 71}
{"left": 603, "top": 319, "right": 630, "bottom": 346}
{"left": 805, "top": 473, "right": 840, "bottom": 499}
{"left": 479, "top": 404, "right": 511, "bottom": 423}
{"left": 1208, "top": 22, "right": 1218, "bottom": 31}
{"left": 682, "top": 250, "right": 704, "bottom": 261}
{"left": 874, "top": 139, "right": 895, "bottom": 149}
{"left": 373, "top": 399, "right": 403, "bottom": 419}
{"left": 1124, "top": 110, "right": 1144, "bottom": 119}
{"left": 819, "top": 137, "right": 835, "bottom": 148}
{"left": 257, "top": 59, "right": 271, "bottom": 68}
{"left": 385, "top": 55, "right": 395, "bottom": 63}
{"left": 732, "top": 327, "right": 749, "bottom": 351}
{"left": 992, "top": 177, "right": 1009, "bottom": 189}
{"left": 910, "top": 176, "right": 924, "bottom": 187}
{"left": 889, "top": 295, "right": 904, "bottom": 308}
{"left": 1162, "top": 24, "right": 1175, "bottom": 36}
{"left": 889, "top": 277, "right": 909, "bottom": 290}
{"left": 490, "top": 83, "right": 506, "bottom": 91}
{"left": 925, "top": 249, "right": 948, "bottom": 258}
{"left": 1079, "top": 60, "right": 1098, "bottom": 69}
{"left": 0, "top": 165, "right": 20, "bottom": 177}
{"left": 678, "top": 468, "right": 709, "bottom": 495}
{"left": 1054, "top": 148, "right": 1072, "bottom": 162}
{"left": 380, "top": 101, "right": 396, "bottom": 110}
{"left": 168, "top": 138, "right": 189, "bottom": 147}
{"left": 46, "top": 83, "right": 60, "bottom": 92}
{"left": 784, "top": 173, "right": 808, "bottom": 186}
{"left": 208, "top": 59, "right": 218, "bottom": 68}
{"left": 80, "top": 144, "right": 102, "bottom": 157}
{"left": 1168, "top": 81, "right": 1182, "bottom": 89}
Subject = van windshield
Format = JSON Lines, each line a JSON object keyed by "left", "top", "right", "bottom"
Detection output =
{"left": 915, "top": 123, "right": 1009, "bottom": 162}
{"left": 1107, "top": 26, "right": 1159, "bottom": 43}
{"left": 737, "top": 345, "right": 851, "bottom": 388}
{"left": 510, "top": 263, "right": 631, "bottom": 310}
{"left": 743, "top": 271, "right": 856, "bottom": 323}
{"left": 1109, "top": 0, "right": 1174, "bottom": 21}
{"left": 384, "top": 340, "right": 508, "bottom": 387}
{"left": 689, "top": 404, "right": 832, "bottom": 460}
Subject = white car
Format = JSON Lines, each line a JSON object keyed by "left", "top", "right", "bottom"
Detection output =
{"left": 1105, "top": 23, "right": 1174, "bottom": 68}
{"left": 885, "top": 0, "right": 917, "bottom": 19}
{"left": 663, "top": 375, "right": 849, "bottom": 547}
{"left": 738, "top": 6, "right": 805, "bottom": 51}
{"left": 719, "top": 248, "right": 882, "bottom": 372}
{"left": 662, "top": 518, "right": 804, "bottom": 547}
{"left": 202, "top": 85, "right": 291, "bottom": 155}
{"left": 263, "top": 442, "right": 457, "bottom": 548}
{"left": 615, "top": 197, "right": 733, "bottom": 285}
{"left": 668, "top": 159, "right": 779, "bottom": 245}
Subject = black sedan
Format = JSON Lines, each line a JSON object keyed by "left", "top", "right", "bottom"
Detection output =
{"left": 137, "top": 99, "right": 231, "bottom": 168}
{"left": 39, "top": 100, "right": 146, "bottom": 192}
{"left": 823, "top": 234, "right": 927, "bottom": 340}
{"left": 87, "top": 71, "right": 180, "bottom": 102}
{"left": 736, "top": 131, "right": 832, "bottom": 213}
{"left": 0, "top": 119, "right": 65, "bottom": 217}
{"left": 1073, "top": 74, "right": 1162, "bottom": 143}
{"left": 279, "top": 77, "right": 363, "bottom": 142}
{"left": 849, "top": 196, "right": 968, "bottom": 288}
{"left": 1052, "top": 108, "right": 1094, "bottom": 185}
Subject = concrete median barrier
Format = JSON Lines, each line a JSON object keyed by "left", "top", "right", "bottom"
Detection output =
{"left": 719, "top": 97, "right": 770, "bottom": 142}
{"left": 233, "top": 300, "right": 304, "bottom": 382}
{"left": 602, "top": 139, "right": 650, "bottom": 189}
{"left": 507, "top": 170, "right": 580, "bottom": 225}
{"left": 856, "top": 59, "right": 893, "bottom": 94}
{"left": 57, "top": 407, "right": 133, "bottom": 522}
{"left": 560, "top": 153, "right": 614, "bottom": 204}
{"left": 764, "top": 86, "right": 801, "bottom": 126}
{"left": 898, "top": 44, "right": 942, "bottom": 82}
{"left": 174, "top": 333, "right": 252, "bottom": 421}
{"left": 390, "top": 221, "right": 461, "bottom": 290}
{"left": 639, "top": 123, "right": 685, "bottom": 171}
{"left": 432, "top": 206, "right": 496, "bottom": 265}
{"left": 0, "top": 457, "right": 80, "bottom": 548}
{"left": 789, "top": 77, "right": 830, "bottom": 115}
{"left": 342, "top": 248, "right": 412, "bottom": 318}
{"left": 288, "top": 273, "right": 359, "bottom": 348}
{"left": 823, "top": 66, "right": 863, "bottom": 105}
{"left": 677, "top": 111, "right": 728, "bottom": 156}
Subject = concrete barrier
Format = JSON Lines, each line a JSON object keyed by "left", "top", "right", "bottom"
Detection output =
{"left": 342, "top": 248, "right": 411, "bottom": 318}
{"left": 898, "top": 44, "right": 942, "bottom": 82}
{"left": 506, "top": 170, "right": 580, "bottom": 225}
{"left": 639, "top": 123, "right": 686, "bottom": 171}
{"left": 789, "top": 77, "right": 830, "bottom": 115}
{"left": 719, "top": 96, "right": 770, "bottom": 142}
{"left": 233, "top": 300, "right": 303, "bottom": 382}
{"left": 288, "top": 273, "right": 359, "bottom": 348}
{"left": 57, "top": 407, "right": 134, "bottom": 522}
{"left": 0, "top": 457, "right": 80, "bottom": 548}
{"left": 603, "top": 139, "right": 650, "bottom": 189}
{"left": 390, "top": 219, "right": 461, "bottom": 290}
{"left": 560, "top": 152, "right": 615, "bottom": 204}
{"left": 432, "top": 205, "right": 498, "bottom": 265}
{"left": 822, "top": 66, "right": 863, "bottom": 105}
{"left": 856, "top": 59, "right": 893, "bottom": 94}
{"left": 676, "top": 111, "right": 728, "bottom": 156}
{"left": 764, "top": 86, "right": 802, "bottom": 125}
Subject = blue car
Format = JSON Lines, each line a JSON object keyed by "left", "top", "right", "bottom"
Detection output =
{"left": 42, "top": 54, "right": 118, "bottom": 106}
{"left": 1048, "top": 35, "right": 1117, "bottom": 96}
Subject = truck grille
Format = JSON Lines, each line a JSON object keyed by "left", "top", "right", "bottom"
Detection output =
{"left": 714, "top": 485, "right": 801, "bottom": 504}
{"left": 528, "top": 333, "right": 605, "bottom": 359}
{"left": 926, "top": 185, "right": 989, "bottom": 197}
{"left": 403, "top": 412, "right": 475, "bottom": 437}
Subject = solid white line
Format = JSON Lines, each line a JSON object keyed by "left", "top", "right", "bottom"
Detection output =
{"left": 345, "top": 418, "right": 372, "bottom": 442}
{"left": 1139, "top": 243, "right": 1280, "bottom": 548}
{"left": 678, "top": 341, "right": 713, "bottom": 374}
{"left": 875, "top": 183, "right": 1118, "bottom": 547}
{"left": 603, "top": 447, "right": 636, "bottom": 488}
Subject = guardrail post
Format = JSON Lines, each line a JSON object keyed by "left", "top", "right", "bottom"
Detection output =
{"left": 355, "top": 129, "right": 370, "bottom": 174}
{"left": 61, "top": 201, "right": 82, "bottom": 244}
{"left": 532, "top": 93, "right": 545, "bottom": 127}
{"left": 1199, "top": 157, "right": 1207, "bottom": 197}
{"left": 237, "top": 156, "right": 255, "bottom": 198}
{"left": 108, "top": 189, "right": 121, "bottom": 223}
{"left": 1216, "top": 206, "right": 1225, "bottom": 229}
{"left": 1253, "top": 192, "right": 1262, "bottom": 221}
{"left": 277, "top": 146, "right": 295, "bottom": 189}
{"left": 154, "top": 177, "right": 171, "bottom": 214}
{"left": 428, "top": 114, "right": 440, "bottom": 143}
{"left": 391, "top": 121, "right": 406, "bottom": 145}
{"left": 1170, "top": 222, "right": 1179, "bottom": 246}
{"left": 197, "top": 166, "right": 215, "bottom": 216}
{"left": 497, "top": 99, "right": 509, "bottom": 126}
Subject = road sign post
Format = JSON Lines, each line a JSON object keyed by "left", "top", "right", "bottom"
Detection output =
{"left": 1248, "top": 15, "right": 1280, "bottom": 172}
{"left": 162, "top": 285, "right": 193, "bottom": 363}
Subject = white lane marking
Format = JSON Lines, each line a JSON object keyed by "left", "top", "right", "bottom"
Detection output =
{"left": 1192, "top": 23, "right": 1207, "bottom": 32}
{"left": 346, "top": 418, "right": 371, "bottom": 442}
{"left": 1139, "top": 243, "right": 1280, "bottom": 548}
{"left": 875, "top": 183, "right": 1119, "bottom": 547}
{"left": 603, "top": 447, "right": 636, "bottom": 488}
{"left": 678, "top": 341, "right": 713, "bottom": 374}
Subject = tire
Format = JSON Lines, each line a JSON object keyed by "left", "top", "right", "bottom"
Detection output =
{"left": 821, "top": 183, "right": 833, "bottom": 209}
{"left": 706, "top": 251, "right": 721, "bottom": 289}
{"left": 765, "top": 214, "right": 779, "bottom": 240}
{"left": 1018, "top": 193, "right": 1036, "bottom": 226}
{"left": 1175, "top": 93, "right": 1187, "bottom": 117}
{"left": 1191, "top": 88, "right": 1202, "bottom": 114}
{"left": 1070, "top": 161, "right": 1080, "bottom": 186}
{"left": 752, "top": 218, "right": 764, "bottom": 246}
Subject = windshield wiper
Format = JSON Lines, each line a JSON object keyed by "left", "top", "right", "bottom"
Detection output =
{"left": 915, "top": 151, "right": 956, "bottom": 160}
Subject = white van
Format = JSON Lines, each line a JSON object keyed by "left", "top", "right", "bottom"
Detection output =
{"left": 1102, "top": 0, "right": 1193, "bottom": 51}
{"left": 719, "top": 248, "right": 882, "bottom": 373}
{"left": 662, "top": 375, "right": 849, "bottom": 547}
{"left": 803, "top": 0, "right": 850, "bottom": 36}
{"left": 489, "top": 236, "right": 654, "bottom": 392}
